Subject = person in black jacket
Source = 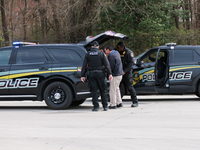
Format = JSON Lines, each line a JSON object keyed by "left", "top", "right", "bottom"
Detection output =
{"left": 81, "top": 41, "right": 113, "bottom": 111}
{"left": 104, "top": 45, "right": 123, "bottom": 109}
{"left": 117, "top": 42, "right": 138, "bottom": 107}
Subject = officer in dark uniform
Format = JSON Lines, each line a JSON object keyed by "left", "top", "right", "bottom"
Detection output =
{"left": 117, "top": 42, "right": 138, "bottom": 107}
{"left": 81, "top": 41, "right": 113, "bottom": 111}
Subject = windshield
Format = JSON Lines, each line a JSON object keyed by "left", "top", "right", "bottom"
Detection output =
{"left": 135, "top": 51, "right": 147, "bottom": 59}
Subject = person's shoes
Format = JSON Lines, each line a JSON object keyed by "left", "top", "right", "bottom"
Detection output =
{"left": 92, "top": 107, "right": 99, "bottom": 111}
{"left": 117, "top": 103, "right": 123, "bottom": 108}
{"left": 103, "top": 107, "right": 108, "bottom": 111}
{"left": 109, "top": 106, "right": 117, "bottom": 109}
{"left": 131, "top": 102, "right": 138, "bottom": 107}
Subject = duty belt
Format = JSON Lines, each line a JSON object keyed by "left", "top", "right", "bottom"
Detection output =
{"left": 89, "top": 70, "right": 104, "bottom": 73}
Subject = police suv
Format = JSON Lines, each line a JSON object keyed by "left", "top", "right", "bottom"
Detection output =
{"left": 120, "top": 43, "right": 200, "bottom": 97}
{"left": 0, "top": 31, "right": 128, "bottom": 109}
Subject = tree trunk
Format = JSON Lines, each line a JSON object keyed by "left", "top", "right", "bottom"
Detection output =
{"left": 1, "top": 0, "right": 10, "bottom": 45}
{"left": 189, "top": 0, "right": 193, "bottom": 29}
{"left": 184, "top": 0, "right": 190, "bottom": 30}
{"left": 173, "top": 5, "right": 179, "bottom": 29}
{"left": 10, "top": 0, "right": 14, "bottom": 42}
{"left": 49, "top": 0, "right": 62, "bottom": 43}
{"left": 67, "top": 0, "right": 76, "bottom": 43}
{"left": 197, "top": 0, "right": 200, "bottom": 29}
{"left": 83, "top": 0, "right": 94, "bottom": 36}
{"left": 23, "top": 0, "right": 27, "bottom": 41}
{"left": 36, "top": 0, "right": 47, "bottom": 41}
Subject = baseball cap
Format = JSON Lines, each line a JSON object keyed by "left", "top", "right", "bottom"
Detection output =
{"left": 90, "top": 41, "right": 99, "bottom": 47}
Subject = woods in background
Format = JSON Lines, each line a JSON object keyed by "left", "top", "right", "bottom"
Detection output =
{"left": 1, "top": 0, "right": 200, "bottom": 54}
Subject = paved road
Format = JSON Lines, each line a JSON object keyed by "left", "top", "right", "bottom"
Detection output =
{"left": 0, "top": 95, "right": 200, "bottom": 150}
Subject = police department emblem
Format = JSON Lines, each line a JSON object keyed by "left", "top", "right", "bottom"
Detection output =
{"left": 133, "top": 71, "right": 140, "bottom": 83}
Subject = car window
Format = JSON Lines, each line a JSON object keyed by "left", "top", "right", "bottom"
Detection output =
{"left": 16, "top": 48, "right": 46, "bottom": 64}
{"left": 0, "top": 49, "right": 12, "bottom": 65}
{"left": 48, "top": 48, "right": 82, "bottom": 62}
{"left": 194, "top": 50, "right": 200, "bottom": 61}
{"left": 142, "top": 52, "right": 157, "bottom": 63}
{"left": 142, "top": 51, "right": 165, "bottom": 63}
{"left": 171, "top": 50, "right": 194, "bottom": 63}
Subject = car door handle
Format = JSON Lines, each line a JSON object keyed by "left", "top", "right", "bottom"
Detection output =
{"left": 0, "top": 69, "right": 7, "bottom": 72}
{"left": 39, "top": 67, "right": 49, "bottom": 70}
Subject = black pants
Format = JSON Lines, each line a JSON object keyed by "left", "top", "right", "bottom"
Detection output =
{"left": 122, "top": 71, "right": 138, "bottom": 103}
{"left": 88, "top": 71, "right": 108, "bottom": 108}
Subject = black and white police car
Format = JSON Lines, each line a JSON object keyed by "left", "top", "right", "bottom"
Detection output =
{"left": 0, "top": 31, "right": 128, "bottom": 109}
{"left": 120, "top": 43, "right": 200, "bottom": 98}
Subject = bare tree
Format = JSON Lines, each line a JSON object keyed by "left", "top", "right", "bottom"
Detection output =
{"left": 34, "top": 0, "right": 47, "bottom": 41}
{"left": 196, "top": 0, "right": 200, "bottom": 29}
{"left": 10, "top": 0, "right": 14, "bottom": 42}
{"left": 1, "top": 0, "right": 10, "bottom": 45}
{"left": 22, "top": 0, "right": 27, "bottom": 41}
{"left": 49, "top": 0, "right": 62, "bottom": 43}
{"left": 66, "top": 0, "right": 96, "bottom": 42}
{"left": 184, "top": 0, "right": 190, "bottom": 30}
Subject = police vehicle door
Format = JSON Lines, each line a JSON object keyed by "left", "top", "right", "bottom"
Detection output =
{"left": 133, "top": 48, "right": 158, "bottom": 94}
{"left": 154, "top": 49, "right": 169, "bottom": 93}
{"left": 168, "top": 48, "right": 199, "bottom": 94}
{"left": 46, "top": 47, "right": 91, "bottom": 98}
{"left": 9, "top": 47, "right": 52, "bottom": 96}
{"left": 0, "top": 47, "right": 14, "bottom": 95}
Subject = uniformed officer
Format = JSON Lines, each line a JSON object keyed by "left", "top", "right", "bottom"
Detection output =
{"left": 116, "top": 42, "right": 138, "bottom": 107}
{"left": 81, "top": 41, "right": 113, "bottom": 111}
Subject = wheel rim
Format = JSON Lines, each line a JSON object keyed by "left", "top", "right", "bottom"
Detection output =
{"left": 49, "top": 87, "right": 66, "bottom": 104}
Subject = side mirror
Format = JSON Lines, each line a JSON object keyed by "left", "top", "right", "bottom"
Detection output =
{"left": 136, "top": 58, "right": 141, "bottom": 67}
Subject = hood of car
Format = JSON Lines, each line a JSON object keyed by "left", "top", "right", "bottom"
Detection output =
{"left": 82, "top": 31, "right": 129, "bottom": 50}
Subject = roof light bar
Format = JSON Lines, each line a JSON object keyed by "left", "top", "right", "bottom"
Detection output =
{"left": 165, "top": 43, "right": 177, "bottom": 46}
{"left": 12, "top": 42, "right": 36, "bottom": 46}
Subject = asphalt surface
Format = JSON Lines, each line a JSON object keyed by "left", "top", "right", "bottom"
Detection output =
{"left": 0, "top": 95, "right": 200, "bottom": 150}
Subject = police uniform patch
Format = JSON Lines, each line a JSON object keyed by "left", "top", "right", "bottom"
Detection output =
{"left": 89, "top": 52, "right": 98, "bottom": 55}
{"left": 131, "top": 52, "right": 133, "bottom": 57}
{"left": 123, "top": 51, "right": 125, "bottom": 54}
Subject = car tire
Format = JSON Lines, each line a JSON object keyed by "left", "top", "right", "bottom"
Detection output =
{"left": 195, "top": 82, "right": 200, "bottom": 97}
{"left": 71, "top": 99, "right": 86, "bottom": 106}
{"left": 44, "top": 82, "right": 73, "bottom": 110}
{"left": 120, "top": 83, "right": 125, "bottom": 98}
